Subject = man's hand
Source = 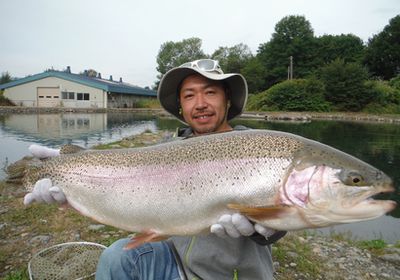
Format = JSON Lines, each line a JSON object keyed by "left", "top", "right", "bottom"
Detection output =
{"left": 210, "top": 213, "right": 276, "bottom": 239}
{"left": 24, "top": 178, "right": 67, "bottom": 205}
{"left": 24, "top": 144, "right": 66, "bottom": 206}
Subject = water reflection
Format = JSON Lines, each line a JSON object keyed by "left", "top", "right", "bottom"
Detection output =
{"left": 0, "top": 113, "right": 165, "bottom": 177}
{"left": 3, "top": 113, "right": 107, "bottom": 140}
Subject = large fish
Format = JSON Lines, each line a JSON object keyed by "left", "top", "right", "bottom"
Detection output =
{"left": 24, "top": 130, "right": 396, "bottom": 247}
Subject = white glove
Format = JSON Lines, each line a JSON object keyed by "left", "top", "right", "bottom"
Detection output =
{"left": 211, "top": 213, "right": 276, "bottom": 239}
{"left": 24, "top": 178, "right": 67, "bottom": 205}
{"left": 29, "top": 144, "right": 60, "bottom": 159}
{"left": 24, "top": 145, "right": 66, "bottom": 205}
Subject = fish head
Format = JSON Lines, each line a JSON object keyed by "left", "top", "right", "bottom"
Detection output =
{"left": 281, "top": 141, "right": 397, "bottom": 228}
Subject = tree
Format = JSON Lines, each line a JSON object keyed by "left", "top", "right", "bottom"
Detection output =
{"left": 319, "top": 59, "right": 370, "bottom": 111}
{"left": 155, "top": 37, "right": 206, "bottom": 87}
{"left": 257, "top": 15, "right": 318, "bottom": 88}
{"left": 211, "top": 43, "right": 253, "bottom": 74}
{"left": 241, "top": 57, "right": 266, "bottom": 94}
{"left": 315, "top": 34, "right": 365, "bottom": 65}
{"left": 364, "top": 15, "right": 400, "bottom": 80}
{"left": 0, "top": 72, "right": 12, "bottom": 85}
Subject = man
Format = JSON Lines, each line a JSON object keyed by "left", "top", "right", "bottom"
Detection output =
{"left": 25, "top": 59, "right": 286, "bottom": 279}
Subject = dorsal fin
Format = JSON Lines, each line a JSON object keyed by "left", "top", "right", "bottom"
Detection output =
{"left": 59, "top": 144, "right": 85, "bottom": 154}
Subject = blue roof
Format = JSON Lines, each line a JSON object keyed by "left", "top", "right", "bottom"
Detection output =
{"left": 0, "top": 70, "right": 157, "bottom": 97}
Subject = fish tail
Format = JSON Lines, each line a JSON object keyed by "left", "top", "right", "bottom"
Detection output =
{"left": 5, "top": 156, "right": 42, "bottom": 187}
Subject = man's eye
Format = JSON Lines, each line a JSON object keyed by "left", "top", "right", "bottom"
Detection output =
{"left": 206, "top": 90, "right": 216, "bottom": 95}
{"left": 183, "top": 94, "right": 194, "bottom": 99}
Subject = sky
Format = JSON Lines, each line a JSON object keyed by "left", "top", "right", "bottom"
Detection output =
{"left": 0, "top": 0, "right": 399, "bottom": 88}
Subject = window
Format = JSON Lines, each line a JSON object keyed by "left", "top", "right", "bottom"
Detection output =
{"left": 61, "top": 92, "right": 75, "bottom": 100}
{"left": 77, "top": 93, "right": 90, "bottom": 101}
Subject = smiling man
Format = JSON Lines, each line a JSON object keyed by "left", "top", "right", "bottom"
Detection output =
{"left": 158, "top": 59, "right": 247, "bottom": 138}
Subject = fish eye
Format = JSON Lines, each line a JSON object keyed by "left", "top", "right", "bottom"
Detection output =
{"left": 352, "top": 177, "right": 361, "bottom": 184}
{"left": 339, "top": 170, "right": 366, "bottom": 186}
{"left": 345, "top": 172, "right": 364, "bottom": 186}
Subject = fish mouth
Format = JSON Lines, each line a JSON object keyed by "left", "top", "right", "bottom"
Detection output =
{"left": 345, "top": 184, "right": 396, "bottom": 211}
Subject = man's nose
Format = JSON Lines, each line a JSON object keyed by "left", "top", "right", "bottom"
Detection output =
{"left": 194, "top": 94, "right": 207, "bottom": 109}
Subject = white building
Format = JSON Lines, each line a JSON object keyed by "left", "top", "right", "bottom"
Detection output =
{"left": 0, "top": 67, "right": 156, "bottom": 108}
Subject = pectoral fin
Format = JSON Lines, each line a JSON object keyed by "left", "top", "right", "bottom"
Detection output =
{"left": 227, "top": 203, "right": 292, "bottom": 220}
{"left": 124, "top": 230, "right": 169, "bottom": 250}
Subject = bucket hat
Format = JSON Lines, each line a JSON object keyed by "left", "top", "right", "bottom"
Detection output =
{"left": 157, "top": 59, "right": 248, "bottom": 124}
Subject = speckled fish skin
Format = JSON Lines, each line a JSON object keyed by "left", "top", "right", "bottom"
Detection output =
{"left": 24, "top": 129, "right": 395, "bottom": 236}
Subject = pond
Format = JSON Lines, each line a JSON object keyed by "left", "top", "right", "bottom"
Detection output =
{"left": 0, "top": 112, "right": 399, "bottom": 243}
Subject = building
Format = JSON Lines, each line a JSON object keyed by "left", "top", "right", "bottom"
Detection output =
{"left": 0, "top": 67, "right": 157, "bottom": 108}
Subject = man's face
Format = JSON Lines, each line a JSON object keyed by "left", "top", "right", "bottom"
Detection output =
{"left": 179, "top": 74, "right": 231, "bottom": 135}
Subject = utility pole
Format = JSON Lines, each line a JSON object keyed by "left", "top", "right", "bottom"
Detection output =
{"left": 288, "top": 56, "right": 293, "bottom": 80}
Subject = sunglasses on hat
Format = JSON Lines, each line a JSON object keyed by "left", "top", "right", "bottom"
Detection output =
{"left": 180, "top": 59, "right": 223, "bottom": 74}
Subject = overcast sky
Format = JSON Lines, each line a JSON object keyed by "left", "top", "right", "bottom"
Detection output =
{"left": 0, "top": 0, "right": 399, "bottom": 88}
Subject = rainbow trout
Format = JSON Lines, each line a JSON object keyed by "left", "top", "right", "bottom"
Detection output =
{"left": 24, "top": 130, "right": 396, "bottom": 248}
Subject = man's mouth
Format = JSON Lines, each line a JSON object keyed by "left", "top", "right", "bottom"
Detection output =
{"left": 193, "top": 113, "right": 214, "bottom": 120}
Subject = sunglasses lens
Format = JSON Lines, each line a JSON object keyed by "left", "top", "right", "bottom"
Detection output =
{"left": 197, "top": 59, "right": 215, "bottom": 71}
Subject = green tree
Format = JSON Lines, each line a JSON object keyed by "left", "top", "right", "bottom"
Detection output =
{"left": 155, "top": 37, "right": 206, "bottom": 88}
{"left": 364, "top": 15, "right": 400, "bottom": 80}
{"left": 211, "top": 43, "right": 253, "bottom": 74}
{"left": 0, "top": 72, "right": 12, "bottom": 85}
{"left": 315, "top": 34, "right": 365, "bottom": 65}
{"left": 241, "top": 57, "right": 266, "bottom": 94}
{"left": 319, "top": 59, "right": 370, "bottom": 111}
{"left": 257, "top": 15, "right": 318, "bottom": 88}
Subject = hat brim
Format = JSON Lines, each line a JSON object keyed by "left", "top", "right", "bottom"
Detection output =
{"left": 157, "top": 67, "right": 248, "bottom": 124}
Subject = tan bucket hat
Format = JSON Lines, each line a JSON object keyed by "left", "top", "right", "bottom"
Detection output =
{"left": 157, "top": 59, "right": 248, "bottom": 124}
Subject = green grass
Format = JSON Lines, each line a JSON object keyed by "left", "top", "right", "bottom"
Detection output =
{"left": 273, "top": 233, "right": 322, "bottom": 278}
{"left": 1, "top": 269, "right": 29, "bottom": 280}
{"left": 355, "top": 239, "right": 387, "bottom": 255}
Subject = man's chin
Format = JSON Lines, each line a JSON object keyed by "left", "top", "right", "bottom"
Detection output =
{"left": 192, "top": 124, "right": 216, "bottom": 135}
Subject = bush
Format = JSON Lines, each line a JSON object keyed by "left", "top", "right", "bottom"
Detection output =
{"left": 134, "top": 98, "right": 161, "bottom": 108}
{"left": 246, "top": 92, "right": 274, "bottom": 111}
{"left": 247, "top": 79, "right": 330, "bottom": 112}
{"left": 389, "top": 74, "right": 400, "bottom": 90}
{"left": 0, "top": 91, "right": 15, "bottom": 106}
{"left": 319, "top": 59, "right": 370, "bottom": 111}
{"left": 362, "top": 80, "right": 400, "bottom": 114}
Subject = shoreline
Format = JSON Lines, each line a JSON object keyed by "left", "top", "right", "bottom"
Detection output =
{"left": 1, "top": 106, "right": 400, "bottom": 124}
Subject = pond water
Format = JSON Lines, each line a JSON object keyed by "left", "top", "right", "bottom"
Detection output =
{"left": 0, "top": 112, "right": 399, "bottom": 243}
